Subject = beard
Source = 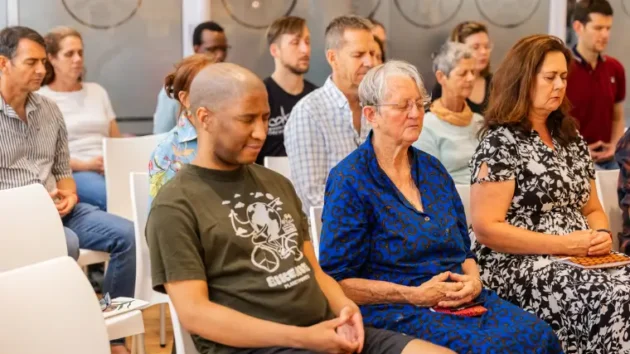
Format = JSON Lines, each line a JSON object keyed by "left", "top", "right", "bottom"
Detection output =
{"left": 284, "top": 61, "right": 309, "bottom": 75}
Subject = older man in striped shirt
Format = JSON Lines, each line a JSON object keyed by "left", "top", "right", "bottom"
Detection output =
{"left": 0, "top": 26, "right": 134, "bottom": 354}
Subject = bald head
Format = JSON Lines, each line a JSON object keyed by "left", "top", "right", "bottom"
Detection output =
{"left": 189, "top": 62, "right": 265, "bottom": 112}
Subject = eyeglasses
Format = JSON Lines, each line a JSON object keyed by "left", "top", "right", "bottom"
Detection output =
{"left": 371, "top": 98, "right": 431, "bottom": 113}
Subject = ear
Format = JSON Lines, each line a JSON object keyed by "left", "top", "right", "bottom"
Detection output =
{"left": 572, "top": 20, "right": 584, "bottom": 36}
{"left": 0, "top": 55, "right": 8, "bottom": 72}
{"left": 177, "top": 91, "right": 189, "bottom": 108}
{"left": 363, "top": 105, "right": 379, "bottom": 127}
{"left": 269, "top": 42, "right": 280, "bottom": 58}
{"left": 194, "top": 106, "right": 214, "bottom": 129}
{"left": 193, "top": 44, "right": 200, "bottom": 53}
{"left": 325, "top": 49, "right": 336, "bottom": 68}
{"left": 435, "top": 70, "right": 448, "bottom": 86}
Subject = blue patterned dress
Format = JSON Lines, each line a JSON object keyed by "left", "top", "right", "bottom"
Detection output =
{"left": 319, "top": 134, "right": 563, "bottom": 354}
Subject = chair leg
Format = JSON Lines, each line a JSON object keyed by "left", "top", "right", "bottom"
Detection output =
{"left": 133, "top": 334, "right": 146, "bottom": 354}
{"left": 160, "top": 303, "right": 167, "bottom": 347}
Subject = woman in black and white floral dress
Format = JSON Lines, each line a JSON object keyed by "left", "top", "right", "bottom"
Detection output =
{"left": 470, "top": 34, "right": 630, "bottom": 354}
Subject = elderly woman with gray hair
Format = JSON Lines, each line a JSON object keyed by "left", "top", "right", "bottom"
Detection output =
{"left": 318, "top": 60, "right": 562, "bottom": 353}
{"left": 413, "top": 42, "right": 483, "bottom": 184}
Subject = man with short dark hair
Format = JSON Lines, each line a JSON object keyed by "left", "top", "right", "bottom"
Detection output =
{"left": 285, "top": 15, "right": 376, "bottom": 213}
{"left": 146, "top": 61, "right": 453, "bottom": 354}
{"left": 0, "top": 26, "right": 135, "bottom": 354}
{"left": 153, "top": 21, "right": 229, "bottom": 134}
{"left": 567, "top": 0, "right": 625, "bottom": 170}
{"left": 257, "top": 16, "right": 317, "bottom": 165}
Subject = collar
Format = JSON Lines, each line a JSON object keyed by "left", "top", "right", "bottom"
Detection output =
{"left": 323, "top": 76, "right": 350, "bottom": 108}
{"left": 0, "top": 92, "right": 42, "bottom": 118}
{"left": 572, "top": 45, "right": 605, "bottom": 66}
{"left": 174, "top": 114, "right": 197, "bottom": 143}
{"left": 361, "top": 131, "right": 421, "bottom": 191}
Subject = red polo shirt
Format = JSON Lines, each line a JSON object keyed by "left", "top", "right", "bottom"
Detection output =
{"left": 566, "top": 47, "right": 626, "bottom": 144}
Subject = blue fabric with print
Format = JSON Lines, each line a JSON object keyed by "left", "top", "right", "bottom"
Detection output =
{"left": 319, "top": 133, "right": 563, "bottom": 354}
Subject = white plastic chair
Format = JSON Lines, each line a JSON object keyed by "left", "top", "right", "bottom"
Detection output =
{"left": 455, "top": 184, "right": 472, "bottom": 226}
{"left": 169, "top": 299, "right": 200, "bottom": 354}
{"left": 0, "top": 184, "right": 145, "bottom": 350}
{"left": 0, "top": 183, "right": 108, "bottom": 270}
{"left": 103, "top": 134, "right": 167, "bottom": 220}
{"left": 309, "top": 206, "right": 323, "bottom": 260}
{"left": 131, "top": 172, "right": 169, "bottom": 349}
{"left": 455, "top": 184, "right": 475, "bottom": 249}
{"left": 0, "top": 184, "right": 68, "bottom": 272}
{"left": 596, "top": 169, "right": 622, "bottom": 251}
{"left": 264, "top": 156, "right": 291, "bottom": 180}
{"left": 0, "top": 257, "right": 111, "bottom": 354}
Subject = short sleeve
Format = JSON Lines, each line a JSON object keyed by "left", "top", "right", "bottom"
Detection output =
{"left": 50, "top": 104, "right": 72, "bottom": 181}
{"left": 318, "top": 167, "right": 369, "bottom": 281}
{"left": 146, "top": 203, "right": 206, "bottom": 293}
{"left": 99, "top": 85, "right": 116, "bottom": 121}
{"left": 470, "top": 128, "right": 519, "bottom": 184}
{"left": 614, "top": 59, "right": 626, "bottom": 103}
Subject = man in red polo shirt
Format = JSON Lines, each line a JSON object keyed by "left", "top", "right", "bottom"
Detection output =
{"left": 567, "top": 0, "right": 625, "bottom": 170}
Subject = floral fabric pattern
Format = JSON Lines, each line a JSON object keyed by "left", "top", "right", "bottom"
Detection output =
{"left": 470, "top": 126, "right": 630, "bottom": 353}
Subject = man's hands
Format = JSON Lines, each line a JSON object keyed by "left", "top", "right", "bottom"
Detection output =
{"left": 300, "top": 305, "right": 364, "bottom": 354}
{"left": 589, "top": 141, "right": 614, "bottom": 163}
{"left": 50, "top": 188, "right": 78, "bottom": 217}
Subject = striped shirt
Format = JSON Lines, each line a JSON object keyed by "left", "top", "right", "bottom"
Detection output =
{"left": 0, "top": 93, "right": 72, "bottom": 192}
{"left": 284, "top": 76, "right": 371, "bottom": 214}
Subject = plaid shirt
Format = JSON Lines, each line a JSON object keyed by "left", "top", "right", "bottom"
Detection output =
{"left": 616, "top": 130, "right": 630, "bottom": 253}
{"left": 284, "top": 76, "right": 371, "bottom": 213}
{"left": 148, "top": 114, "right": 197, "bottom": 201}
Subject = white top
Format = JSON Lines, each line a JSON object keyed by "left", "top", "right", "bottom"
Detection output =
{"left": 413, "top": 111, "right": 484, "bottom": 185}
{"left": 38, "top": 83, "right": 115, "bottom": 161}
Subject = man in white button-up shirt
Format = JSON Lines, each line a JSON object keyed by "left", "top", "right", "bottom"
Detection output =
{"left": 285, "top": 15, "right": 376, "bottom": 213}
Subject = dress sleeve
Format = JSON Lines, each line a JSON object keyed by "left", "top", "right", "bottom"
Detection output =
{"left": 470, "top": 128, "right": 519, "bottom": 184}
{"left": 318, "top": 166, "right": 369, "bottom": 281}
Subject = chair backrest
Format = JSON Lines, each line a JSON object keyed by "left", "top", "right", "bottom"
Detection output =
{"left": 309, "top": 206, "right": 323, "bottom": 260}
{"left": 130, "top": 172, "right": 153, "bottom": 301}
{"left": 169, "top": 299, "right": 200, "bottom": 354}
{"left": 103, "top": 134, "right": 166, "bottom": 220}
{"left": 0, "top": 257, "right": 110, "bottom": 354}
{"left": 0, "top": 184, "right": 67, "bottom": 271}
{"left": 596, "top": 169, "right": 621, "bottom": 251}
{"left": 455, "top": 184, "right": 472, "bottom": 226}
{"left": 264, "top": 156, "right": 291, "bottom": 180}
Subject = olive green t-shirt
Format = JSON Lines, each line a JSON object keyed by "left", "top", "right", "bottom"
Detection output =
{"left": 146, "top": 164, "right": 333, "bottom": 354}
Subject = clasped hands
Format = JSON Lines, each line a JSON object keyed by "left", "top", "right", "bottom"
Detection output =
{"left": 412, "top": 271, "right": 483, "bottom": 308}
{"left": 564, "top": 229, "right": 612, "bottom": 256}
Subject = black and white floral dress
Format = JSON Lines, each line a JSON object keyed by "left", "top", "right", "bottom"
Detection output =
{"left": 470, "top": 126, "right": 630, "bottom": 354}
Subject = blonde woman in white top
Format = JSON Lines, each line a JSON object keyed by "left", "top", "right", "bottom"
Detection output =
{"left": 413, "top": 42, "right": 483, "bottom": 185}
{"left": 39, "top": 27, "right": 121, "bottom": 212}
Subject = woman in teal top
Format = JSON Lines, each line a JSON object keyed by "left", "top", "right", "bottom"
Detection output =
{"left": 414, "top": 42, "right": 483, "bottom": 185}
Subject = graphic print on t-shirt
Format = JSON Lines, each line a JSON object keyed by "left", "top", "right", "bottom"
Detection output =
{"left": 268, "top": 106, "right": 289, "bottom": 137}
{"left": 224, "top": 192, "right": 304, "bottom": 273}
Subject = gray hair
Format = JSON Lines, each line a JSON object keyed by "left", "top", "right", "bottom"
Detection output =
{"left": 325, "top": 15, "right": 372, "bottom": 51}
{"left": 358, "top": 60, "right": 427, "bottom": 106}
{"left": 432, "top": 41, "right": 473, "bottom": 77}
{"left": 0, "top": 26, "right": 45, "bottom": 59}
